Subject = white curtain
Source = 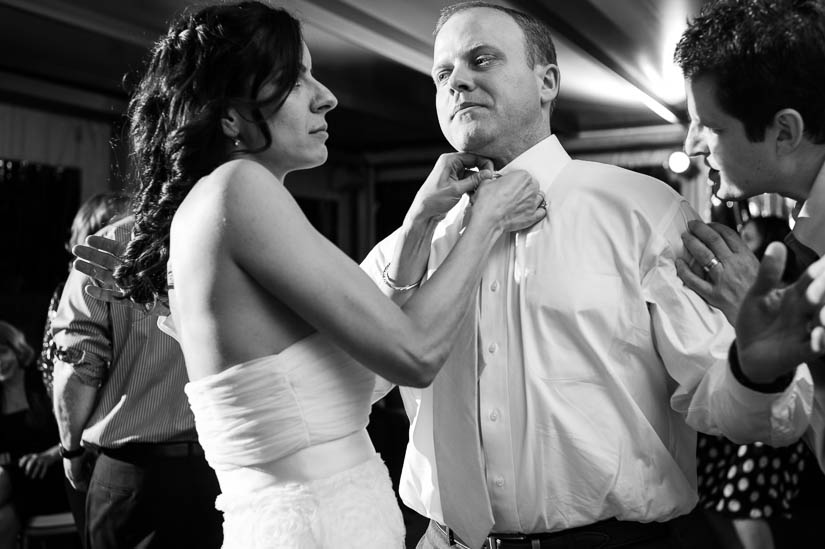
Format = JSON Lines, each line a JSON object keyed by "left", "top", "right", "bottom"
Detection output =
{"left": 0, "top": 103, "right": 112, "bottom": 200}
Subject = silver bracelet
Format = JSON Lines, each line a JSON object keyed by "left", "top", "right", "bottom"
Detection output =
{"left": 381, "top": 262, "right": 424, "bottom": 291}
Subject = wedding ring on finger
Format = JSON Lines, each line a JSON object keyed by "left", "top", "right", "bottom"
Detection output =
{"left": 702, "top": 256, "right": 721, "bottom": 274}
{"left": 537, "top": 191, "right": 548, "bottom": 211}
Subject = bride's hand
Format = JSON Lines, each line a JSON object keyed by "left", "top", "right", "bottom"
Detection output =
{"left": 471, "top": 170, "right": 547, "bottom": 233}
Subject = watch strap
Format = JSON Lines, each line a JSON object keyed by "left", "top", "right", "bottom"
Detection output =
{"left": 59, "top": 443, "right": 85, "bottom": 459}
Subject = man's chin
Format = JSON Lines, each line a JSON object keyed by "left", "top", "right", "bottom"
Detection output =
{"left": 445, "top": 126, "right": 491, "bottom": 153}
{"left": 714, "top": 180, "right": 749, "bottom": 201}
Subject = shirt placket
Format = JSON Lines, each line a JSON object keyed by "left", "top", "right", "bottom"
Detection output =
{"left": 479, "top": 233, "right": 518, "bottom": 529}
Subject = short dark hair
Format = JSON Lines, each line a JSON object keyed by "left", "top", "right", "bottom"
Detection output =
{"left": 675, "top": 0, "right": 825, "bottom": 143}
{"left": 435, "top": 2, "right": 557, "bottom": 69}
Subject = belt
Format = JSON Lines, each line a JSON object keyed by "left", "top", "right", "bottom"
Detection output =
{"left": 434, "top": 518, "right": 670, "bottom": 549}
{"left": 101, "top": 441, "right": 205, "bottom": 462}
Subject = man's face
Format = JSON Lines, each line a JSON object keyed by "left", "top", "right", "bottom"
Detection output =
{"left": 432, "top": 8, "right": 555, "bottom": 165}
{"left": 684, "top": 75, "right": 777, "bottom": 200}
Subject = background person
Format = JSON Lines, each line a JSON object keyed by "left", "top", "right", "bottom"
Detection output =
{"left": 37, "top": 192, "right": 129, "bottom": 547}
{"left": 0, "top": 320, "right": 69, "bottom": 549}
{"left": 696, "top": 214, "right": 817, "bottom": 549}
{"left": 52, "top": 214, "right": 223, "bottom": 549}
{"left": 38, "top": 192, "right": 130, "bottom": 399}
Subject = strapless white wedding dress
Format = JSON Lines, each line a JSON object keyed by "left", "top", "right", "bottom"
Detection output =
{"left": 184, "top": 332, "right": 405, "bottom": 549}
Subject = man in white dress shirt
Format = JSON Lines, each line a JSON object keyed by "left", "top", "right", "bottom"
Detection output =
{"left": 364, "top": 2, "right": 815, "bottom": 548}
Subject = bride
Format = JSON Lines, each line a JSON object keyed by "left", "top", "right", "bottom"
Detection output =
{"left": 94, "top": 2, "right": 545, "bottom": 547}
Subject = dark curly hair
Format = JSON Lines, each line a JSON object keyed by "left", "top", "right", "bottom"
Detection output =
{"left": 115, "top": 1, "right": 303, "bottom": 305}
{"left": 675, "top": 0, "right": 825, "bottom": 143}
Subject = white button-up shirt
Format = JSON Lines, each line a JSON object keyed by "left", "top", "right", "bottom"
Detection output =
{"left": 793, "top": 159, "right": 825, "bottom": 257}
{"left": 365, "top": 135, "right": 812, "bottom": 534}
{"left": 794, "top": 159, "right": 825, "bottom": 471}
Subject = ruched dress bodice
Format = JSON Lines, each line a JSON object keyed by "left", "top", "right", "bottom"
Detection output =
{"left": 183, "top": 332, "right": 405, "bottom": 548}
{"left": 184, "top": 332, "right": 376, "bottom": 473}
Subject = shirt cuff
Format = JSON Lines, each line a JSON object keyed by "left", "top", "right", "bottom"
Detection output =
{"left": 729, "top": 340, "right": 795, "bottom": 394}
{"left": 55, "top": 347, "right": 107, "bottom": 387}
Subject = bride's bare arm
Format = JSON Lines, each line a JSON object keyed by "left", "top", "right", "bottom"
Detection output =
{"left": 384, "top": 152, "right": 495, "bottom": 297}
{"left": 226, "top": 160, "right": 543, "bottom": 387}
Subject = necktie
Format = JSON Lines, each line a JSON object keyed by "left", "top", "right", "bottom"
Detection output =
{"left": 432, "top": 297, "right": 494, "bottom": 549}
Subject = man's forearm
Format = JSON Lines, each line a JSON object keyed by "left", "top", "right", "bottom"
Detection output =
{"left": 52, "top": 360, "right": 99, "bottom": 449}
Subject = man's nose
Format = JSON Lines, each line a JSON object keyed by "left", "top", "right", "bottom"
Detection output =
{"left": 447, "top": 65, "right": 473, "bottom": 94}
{"left": 683, "top": 123, "right": 707, "bottom": 157}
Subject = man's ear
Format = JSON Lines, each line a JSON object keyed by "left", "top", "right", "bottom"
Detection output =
{"left": 220, "top": 107, "right": 242, "bottom": 140}
{"left": 536, "top": 63, "right": 560, "bottom": 107}
{"left": 772, "top": 108, "right": 805, "bottom": 155}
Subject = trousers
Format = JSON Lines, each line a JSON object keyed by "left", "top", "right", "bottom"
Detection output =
{"left": 85, "top": 447, "right": 222, "bottom": 549}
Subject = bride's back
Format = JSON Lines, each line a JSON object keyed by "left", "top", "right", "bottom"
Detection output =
{"left": 169, "top": 159, "right": 315, "bottom": 381}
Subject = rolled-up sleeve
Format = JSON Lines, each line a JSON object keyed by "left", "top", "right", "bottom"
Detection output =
{"left": 51, "top": 223, "right": 132, "bottom": 386}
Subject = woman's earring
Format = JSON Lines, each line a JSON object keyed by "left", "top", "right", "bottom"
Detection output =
{"left": 233, "top": 138, "right": 241, "bottom": 148}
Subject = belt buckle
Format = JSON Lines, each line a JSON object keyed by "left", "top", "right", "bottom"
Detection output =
{"left": 486, "top": 534, "right": 539, "bottom": 549}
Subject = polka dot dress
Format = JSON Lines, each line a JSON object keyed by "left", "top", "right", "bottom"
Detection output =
{"left": 697, "top": 434, "right": 807, "bottom": 520}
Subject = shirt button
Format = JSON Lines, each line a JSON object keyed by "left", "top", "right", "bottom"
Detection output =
{"left": 494, "top": 476, "right": 505, "bottom": 487}
{"left": 490, "top": 280, "right": 499, "bottom": 292}
{"left": 488, "top": 343, "right": 498, "bottom": 354}
{"left": 489, "top": 409, "right": 499, "bottom": 422}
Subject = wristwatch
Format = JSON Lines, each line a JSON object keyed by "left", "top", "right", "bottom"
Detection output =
{"left": 58, "top": 443, "right": 85, "bottom": 459}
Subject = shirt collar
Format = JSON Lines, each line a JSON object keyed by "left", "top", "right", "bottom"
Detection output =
{"left": 496, "top": 135, "right": 571, "bottom": 195}
{"left": 793, "top": 159, "right": 825, "bottom": 256}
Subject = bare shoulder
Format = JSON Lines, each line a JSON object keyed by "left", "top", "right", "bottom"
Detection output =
{"left": 207, "top": 159, "right": 305, "bottom": 226}
{"left": 199, "top": 158, "right": 281, "bottom": 204}
{"left": 213, "top": 158, "right": 276, "bottom": 186}
{"left": 172, "top": 159, "right": 290, "bottom": 235}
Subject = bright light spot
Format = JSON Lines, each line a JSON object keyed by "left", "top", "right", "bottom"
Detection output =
{"left": 554, "top": 35, "right": 679, "bottom": 123}
{"left": 668, "top": 151, "right": 691, "bottom": 173}
{"left": 631, "top": 87, "right": 680, "bottom": 124}
{"left": 639, "top": 58, "right": 685, "bottom": 105}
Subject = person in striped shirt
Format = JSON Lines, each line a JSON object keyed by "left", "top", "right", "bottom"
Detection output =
{"left": 52, "top": 215, "right": 223, "bottom": 548}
